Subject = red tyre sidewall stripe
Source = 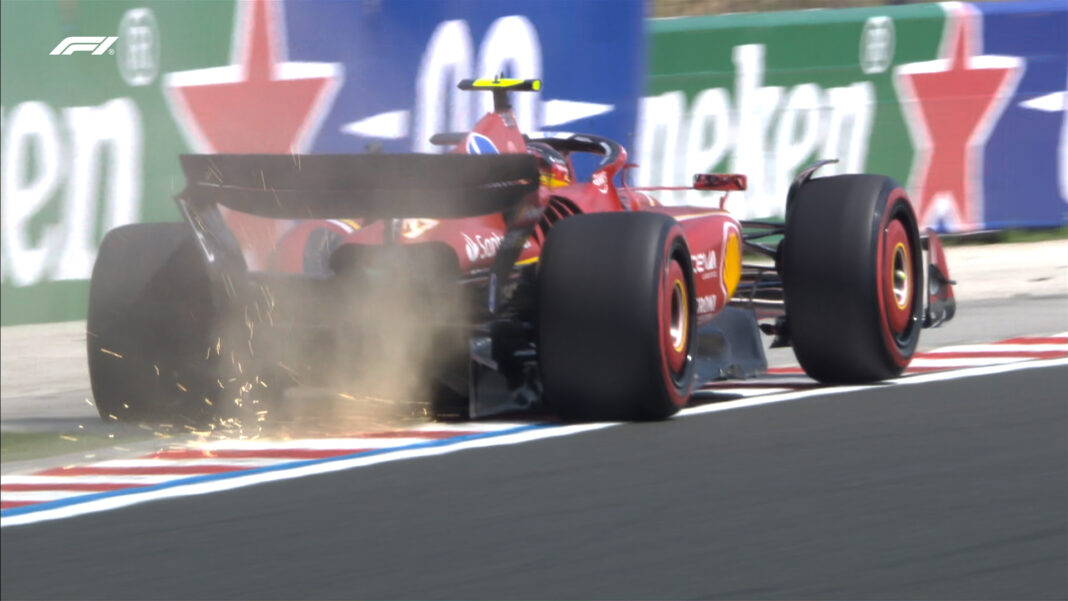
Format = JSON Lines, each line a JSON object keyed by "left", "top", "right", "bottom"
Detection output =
{"left": 882, "top": 219, "right": 912, "bottom": 335}
{"left": 874, "top": 188, "right": 913, "bottom": 369}
{"left": 657, "top": 227, "right": 693, "bottom": 408}
{"left": 662, "top": 260, "right": 688, "bottom": 374}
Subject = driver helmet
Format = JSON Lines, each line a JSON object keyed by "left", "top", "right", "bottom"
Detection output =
{"left": 527, "top": 142, "right": 573, "bottom": 188}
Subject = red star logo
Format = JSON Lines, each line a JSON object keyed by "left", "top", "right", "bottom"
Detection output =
{"left": 163, "top": 0, "right": 343, "bottom": 265}
{"left": 894, "top": 4, "right": 1023, "bottom": 231}
{"left": 164, "top": 0, "right": 342, "bottom": 153}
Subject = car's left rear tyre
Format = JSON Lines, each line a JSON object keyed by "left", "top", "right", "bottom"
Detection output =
{"left": 538, "top": 212, "right": 697, "bottom": 421}
{"left": 88, "top": 222, "right": 221, "bottom": 425}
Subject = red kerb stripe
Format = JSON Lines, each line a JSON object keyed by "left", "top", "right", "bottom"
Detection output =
{"left": 1, "top": 500, "right": 40, "bottom": 509}
{"left": 2, "top": 482, "right": 147, "bottom": 492}
{"left": 151, "top": 448, "right": 370, "bottom": 460}
{"left": 357, "top": 430, "right": 478, "bottom": 439}
{"left": 997, "top": 337, "right": 1067, "bottom": 345}
{"left": 36, "top": 465, "right": 250, "bottom": 476}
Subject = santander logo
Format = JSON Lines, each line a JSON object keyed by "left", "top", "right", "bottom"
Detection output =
{"left": 462, "top": 232, "right": 503, "bottom": 263}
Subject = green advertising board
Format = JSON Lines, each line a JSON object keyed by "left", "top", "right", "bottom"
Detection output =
{"left": 641, "top": 2, "right": 1068, "bottom": 233}
{"left": 1, "top": 1, "right": 234, "bottom": 325}
{"left": 637, "top": 5, "right": 945, "bottom": 217}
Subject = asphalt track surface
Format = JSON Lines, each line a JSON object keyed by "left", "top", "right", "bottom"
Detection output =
{"left": 3, "top": 365, "right": 1065, "bottom": 600}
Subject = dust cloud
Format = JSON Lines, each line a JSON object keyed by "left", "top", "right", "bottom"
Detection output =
{"left": 205, "top": 228, "right": 469, "bottom": 440}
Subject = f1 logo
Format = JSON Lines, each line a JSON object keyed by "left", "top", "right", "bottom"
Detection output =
{"left": 50, "top": 36, "right": 119, "bottom": 56}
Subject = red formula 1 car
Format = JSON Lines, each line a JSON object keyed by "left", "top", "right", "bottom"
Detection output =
{"left": 87, "top": 78, "right": 956, "bottom": 425}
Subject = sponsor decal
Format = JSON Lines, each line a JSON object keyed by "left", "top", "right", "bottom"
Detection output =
{"left": 400, "top": 218, "right": 439, "bottom": 239}
{"left": 116, "top": 8, "right": 160, "bottom": 86}
{"left": 1, "top": 99, "right": 143, "bottom": 287}
{"left": 591, "top": 171, "right": 608, "bottom": 193}
{"left": 893, "top": 3, "right": 1024, "bottom": 231}
{"left": 860, "top": 16, "right": 895, "bottom": 75}
{"left": 696, "top": 294, "right": 718, "bottom": 314}
{"left": 691, "top": 249, "right": 718, "bottom": 277}
{"left": 465, "top": 132, "right": 499, "bottom": 155}
{"left": 162, "top": 0, "right": 344, "bottom": 268}
{"left": 163, "top": 0, "right": 343, "bottom": 155}
{"left": 342, "top": 15, "right": 619, "bottom": 151}
{"left": 50, "top": 36, "right": 118, "bottom": 56}
{"left": 637, "top": 43, "right": 875, "bottom": 217}
{"left": 462, "top": 232, "right": 504, "bottom": 263}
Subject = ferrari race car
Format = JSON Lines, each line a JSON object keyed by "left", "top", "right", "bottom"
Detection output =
{"left": 87, "top": 78, "right": 956, "bottom": 425}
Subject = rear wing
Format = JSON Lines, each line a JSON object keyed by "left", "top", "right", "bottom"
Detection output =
{"left": 457, "top": 77, "right": 541, "bottom": 112}
{"left": 178, "top": 154, "right": 539, "bottom": 219}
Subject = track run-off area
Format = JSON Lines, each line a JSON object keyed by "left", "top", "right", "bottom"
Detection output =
{"left": 2, "top": 241, "right": 1066, "bottom": 599}
{"left": 3, "top": 334, "right": 1065, "bottom": 525}
{"left": 2, "top": 337, "right": 1065, "bottom": 600}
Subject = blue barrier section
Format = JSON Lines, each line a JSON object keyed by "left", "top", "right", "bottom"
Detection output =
{"left": 978, "top": 0, "right": 1067, "bottom": 229}
{"left": 283, "top": 0, "right": 643, "bottom": 157}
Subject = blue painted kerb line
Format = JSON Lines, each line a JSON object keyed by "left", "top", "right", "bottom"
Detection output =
{"left": 2, "top": 424, "right": 551, "bottom": 518}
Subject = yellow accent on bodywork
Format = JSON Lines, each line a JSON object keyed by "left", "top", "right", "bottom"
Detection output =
{"left": 723, "top": 230, "right": 742, "bottom": 298}
{"left": 539, "top": 173, "right": 571, "bottom": 188}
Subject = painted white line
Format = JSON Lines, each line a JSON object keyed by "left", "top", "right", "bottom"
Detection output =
{"left": 2, "top": 491, "right": 91, "bottom": 502}
{"left": 680, "top": 357, "right": 1068, "bottom": 418}
{"left": 909, "top": 356, "right": 1027, "bottom": 367}
{"left": 85, "top": 458, "right": 288, "bottom": 468}
{"left": 923, "top": 343, "right": 1067, "bottom": 353}
{"left": 1, "top": 424, "right": 613, "bottom": 527}
{"left": 191, "top": 437, "right": 447, "bottom": 450}
{"left": 4, "top": 355, "right": 1065, "bottom": 527}
{"left": 1, "top": 475, "right": 179, "bottom": 485}
{"left": 411, "top": 422, "right": 534, "bottom": 432}
{"left": 681, "top": 385, "right": 869, "bottom": 417}
{"left": 693, "top": 387, "right": 797, "bottom": 397}
{"left": 882, "top": 356, "right": 1068, "bottom": 385}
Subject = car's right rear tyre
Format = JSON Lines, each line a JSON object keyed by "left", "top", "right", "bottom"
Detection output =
{"left": 538, "top": 212, "right": 697, "bottom": 421}
{"left": 87, "top": 223, "right": 221, "bottom": 425}
{"left": 782, "top": 174, "right": 924, "bottom": 382}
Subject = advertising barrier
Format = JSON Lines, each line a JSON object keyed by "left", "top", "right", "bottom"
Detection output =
{"left": 0, "top": 0, "right": 643, "bottom": 325}
{"left": 637, "top": 1, "right": 1067, "bottom": 233}
{"left": 2, "top": 0, "right": 1063, "bottom": 327}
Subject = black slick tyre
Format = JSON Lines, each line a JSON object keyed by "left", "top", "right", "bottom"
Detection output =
{"left": 538, "top": 212, "right": 697, "bottom": 421}
{"left": 87, "top": 222, "right": 219, "bottom": 425}
{"left": 782, "top": 174, "right": 923, "bottom": 382}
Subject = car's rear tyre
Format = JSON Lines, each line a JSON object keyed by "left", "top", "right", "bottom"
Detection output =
{"left": 538, "top": 212, "right": 697, "bottom": 421}
{"left": 782, "top": 174, "right": 923, "bottom": 382}
{"left": 88, "top": 223, "right": 221, "bottom": 425}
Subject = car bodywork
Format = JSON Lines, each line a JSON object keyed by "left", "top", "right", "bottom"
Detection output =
{"left": 169, "top": 77, "right": 955, "bottom": 420}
